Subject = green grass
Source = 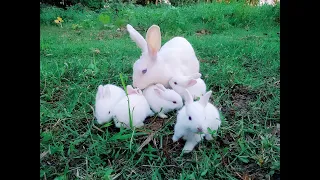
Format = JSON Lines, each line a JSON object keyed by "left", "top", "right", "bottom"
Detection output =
{"left": 40, "top": 2, "right": 280, "bottom": 179}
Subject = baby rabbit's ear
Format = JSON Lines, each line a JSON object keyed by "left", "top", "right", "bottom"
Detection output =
{"left": 154, "top": 88, "right": 165, "bottom": 98}
{"left": 104, "top": 85, "right": 111, "bottom": 97}
{"left": 199, "top": 91, "right": 212, "bottom": 107}
{"left": 137, "top": 89, "right": 143, "bottom": 95}
{"left": 127, "top": 85, "right": 137, "bottom": 95}
{"left": 97, "top": 85, "right": 104, "bottom": 98}
{"left": 146, "top": 25, "right": 161, "bottom": 59}
{"left": 188, "top": 73, "right": 202, "bottom": 79}
{"left": 183, "top": 89, "right": 194, "bottom": 105}
{"left": 98, "top": 85, "right": 110, "bottom": 98}
{"left": 155, "top": 83, "right": 166, "bottom": 91}
{"left": 186, "top": 79, "right": 197, "bottom": 88}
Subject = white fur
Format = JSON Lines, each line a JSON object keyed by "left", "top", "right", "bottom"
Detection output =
{"left": 143, "top": 83, "right": 183, "bottom": 118}
{"left": 172, "top": 90, "right": 221, "bottom": 153}
{"left": 258, "top": 0, "right": 278, "bottom": 6}
{"left": 169, "top": 73, "right": 206, "bottom": 101}
{"left": 160, "top": 0, "right": 171, "bottom": 5}
{"left": 94, "top": 84, "right": 126, "bottom": 124}
{"left": 113, "top": 85, "right": 154, "bottom": 129}
{"left": 127, "top": 24, "right": 200, "bottom": 90}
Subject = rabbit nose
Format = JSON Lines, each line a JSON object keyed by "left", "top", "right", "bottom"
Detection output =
{"left": 197, "top": 127, "right": 203, "bottom": 132}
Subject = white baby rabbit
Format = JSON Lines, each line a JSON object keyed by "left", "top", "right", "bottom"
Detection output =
{"left": 172, "top": 90, "right": 221, "bottom": 153}
{"left": 143, "top": 83, "right": 183, "bottom": 118}
{"left": 169, "top": 73, "right": 206, "bottom": 100}
{"left": 94, "top": 84, "right": 126, "bottom": 125}
{"left": 113, "top": 85, "right": 154, "bottom": 129}
{"left": 126, "top": 24, "right": 200, "bottom": 90}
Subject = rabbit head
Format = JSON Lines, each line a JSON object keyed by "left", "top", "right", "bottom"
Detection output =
{"left": 95, "top": 85, "right": 113, "bottom": 124}
{"left": 127, "top": 24, "right": 165, "bottom": 90}
{"left": 169, "top": 73, "right": 202, "bottom": 95}
{"left": 181, "top": 89, "right": 212, "bottom": 133}
{"left": 153, "top": 84, "right": 183, "bottom": 110}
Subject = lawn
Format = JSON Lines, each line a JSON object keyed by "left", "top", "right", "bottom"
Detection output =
{"left": 40, "top": 2, "right": 280, "bottom": 179}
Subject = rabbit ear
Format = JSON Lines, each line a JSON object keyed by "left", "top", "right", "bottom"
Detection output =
{"left": 199, "top": 91, "right": 212, "bottom": 108}
{"left": 188, "top": 73, "right": 202, "bottom": 79}
{"left": 154, "top": 88, "right": 164, "bottom": 98}
{"left": 186, "top": 79, "right": 197, "bottom": 87}
{"left": 146, "top": 25, "right": 161, "bottom": 60}
{"left": 183, "top": 89, "right": 194, "bottom": 105}
{"left": 126, "top": 85, "right": 136, "bottom": 95}
{"left": 105, "top": 85, "right": 111, "bottom": 97}
{"left": 97, "top": 85, "right": 104, "bottom": 98}
{"left": 127, "top": 24, "right": 148, "bottom": 52}
{"left": 137, "top": 89, "right": 143, "bottom": 95}
{"left": 155, "top": 84, "right": 166, "bottom": 91}
{"left": 127, "top": 85, "right": 141, "bottom": 95}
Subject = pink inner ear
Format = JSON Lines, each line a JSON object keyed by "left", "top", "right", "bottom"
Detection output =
{"left": 187, "top": 79, "right": 197, "bottom": 87}
{"left": 127, "top": 89, "right": 137, "bottom": 95}
{"left": 126, "top": 85, "right": 136, "bottom": 95}
{"left": 146, "top": 25, "right": 161, "bottom": 58}
{"left": 154, "top": 89, "right": 162, "bottom": 97}
{"left": 148, "top": 45, "right": 158, "bottom": 60}
{"left": 155, "top": 84, "right": 166, "bottom": 91}
{"left": 126, "top": 86, "right": 135, "bottom": 95}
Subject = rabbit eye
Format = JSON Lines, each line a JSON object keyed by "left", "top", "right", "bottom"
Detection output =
{"left": 173, "top": 101, "right": 177, "bottom": 104}
{"left": 142, "top": 69, "right": 147, "bottom": 74}
{"left": 189, "top": 116, "right": 192, "bottom": 121}
{"left": 174, "top": 82, "right": 177, "bottom": 85}
{"left": 108, "top": 111, "right": 110, "bottom": 114}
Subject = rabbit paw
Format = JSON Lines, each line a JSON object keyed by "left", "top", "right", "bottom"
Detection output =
{"left": 158, "top": 112, "right": 168, "bottom": 119}
{"left": 205, "top": 134, "right": 213, "bottom": 141}
{"left": 172, "top": 135, "right": 179, "bottom": 142}
{"left": 182, "top": 149, "right": 192, "bottom": 154}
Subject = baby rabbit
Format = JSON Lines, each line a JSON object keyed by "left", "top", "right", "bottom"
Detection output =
{"left": 172, "top": 89, "right": 221, "bottom": 153}
{"left": 143, "top": 83, "right": 183, "bottom": 118}
{"left": 169, "top": 73, "right": 206, "bottom": 101}
{"left": 113, "top": 85, "right": 154, "bottom": 129}
{"left": 94, "top": 84, "right": 126, "bottom": 125}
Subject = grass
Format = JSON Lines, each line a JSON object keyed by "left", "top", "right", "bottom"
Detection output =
{"left": 40, "top": 2, "right": 280, "bottom": 179}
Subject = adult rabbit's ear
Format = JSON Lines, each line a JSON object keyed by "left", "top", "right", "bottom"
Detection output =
{"left": 146, "top": 25, "right": 161, "bottom": 60}
{"left": 127, "top": 24, "right": 148, "bottom": 53}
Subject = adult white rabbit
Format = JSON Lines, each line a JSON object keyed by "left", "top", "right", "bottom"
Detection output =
{"left": 172, "top": 90, "right": 221, "bottom": 153}
{"left": 126, "top": 24, "right": 200, "bottom": 90}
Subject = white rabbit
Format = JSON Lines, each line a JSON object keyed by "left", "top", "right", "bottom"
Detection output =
{"left": 143, "top": 83, "right": 183, "bottom": 118}
{"left": 126, "top": 24, "right": 200, "bottom": 90}
{"left": 169, "top": 73, "right": 206, "bottom": 101}
{"left": 113, "top": 85, "right": 154, "bottom": 129}
{"left": 172, "top": 90, "right": 221, "bottom": 153}
{"left": 94, "top": 84, "right": 126, "bottom": 125}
